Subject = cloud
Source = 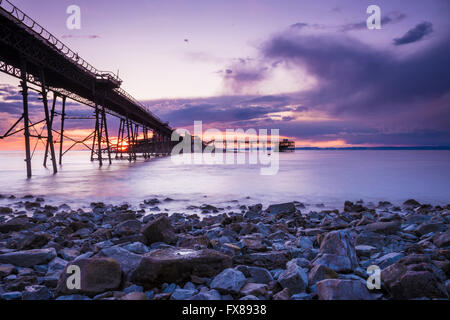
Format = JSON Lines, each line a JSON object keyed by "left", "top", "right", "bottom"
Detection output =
{"left": 341, "top": 12, "right": 406, "bottom": 32}
{"left": 393, "top": 22, "right": 433, "bottom": 45}
{"left": 212, "top": 29, "right": 450, "bottom": 145}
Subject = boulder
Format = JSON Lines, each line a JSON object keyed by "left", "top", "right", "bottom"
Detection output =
{"left": 240, "top": 283, "right": 268, "bottom": 296}
{"left": 308, "top": 264, "right": 338, "bottom": 285}
{"left": 266, "top": 202, "right": 296, "bottom": 215}
{"left": 210, "top": 268, "right": 247, "bottom": 293}
{"left": 0, "top": 218, "right": 32, "bottom": 233}
{"left": 312, "top": 230, "right": 358, "bottom": 272}
{"left": 374, "top": 252, "right": 404, "bottom": 269}
{"left": 56, "top": 258, "right": 122, "bottom": 297}
{"left": 120, "top": 292, "right": 147, "bottom": 300}
{"left": 362, "top": 221, "right": 401, "bottom": 235}
{"left": 233, "top": 251, "right": 291, "bottom": 269}
{"left": 22, "top": 285, "right": 52, "bottom": 300}
{"left": 171, "top": 289, "right": 197, "bottom": 300}
{"left": 17, "top": 233, "right": 51, "bottom": 250}
{"left": 0, "top": 264, "right": 15, "bottom": 277}
{"left": 416, "top": 222, "right": 446, "bottom": 236}
{"left": 0, "top": 248, "right": 56, "bottom": 267}
{"left": 381, "top": 254, "right": 448, "bottom": 299}
{"left": 98, "top": 246, "right": 143, "bottom": 275}
{"left": 278, "top": 259, "right": 308, "bottom": 294}
{"left": 273, "top": 288, "right": 290, "bottom": 300}
{"left": 141, "top": 216, "right": 176, "bottom": 244}
{"left": 316, "top": 279, "right": 375, "bottom": 300}
{"left": 131, "top": 248, "right": 232, "bottom": 287}
{"left": 434, "top": 231, "right": 450, "bottom": 248}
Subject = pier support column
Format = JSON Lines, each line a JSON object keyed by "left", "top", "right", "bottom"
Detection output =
{"left": 20, "top": 61, "right": 32, "bottom": 178}
{"left": 44, "top": 92, "right": 57, "bottom": 167}
{"left": 59, "top": 96, "right": 66, "bottom": 165}
{"left": 101, "top": 107, "right": 112, "bottom": 165}
{"left": 40, "top": 69, "right": 58, "bottom": 174}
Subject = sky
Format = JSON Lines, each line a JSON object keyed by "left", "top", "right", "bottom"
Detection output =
{"left": 1, "top": 0, "right": 450, "bottom": 149}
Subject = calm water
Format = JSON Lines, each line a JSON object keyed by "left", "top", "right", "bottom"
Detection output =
{"left": 0, "top": 150, "right": 449, "bottom": 211}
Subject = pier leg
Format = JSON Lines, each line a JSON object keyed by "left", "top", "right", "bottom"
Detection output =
{"left": 91, "top": 106, "right": 99, "bottom": 161}
{"left": 20, "top": 61, "right": 32, "bottom": 178}
{"left": 40, "top": 70, "right": 58, "bottom": 174}
{"left": 102, "top": 107, "right": 112, "bottom": 165}
{"left": 126, "top": 117, "right": 132, "bottom": 162}
{"left": 44, "top": 92, "right": 57, "bottom": 167}
{"left": 97, "top": 106, "right": 103, "bottom": 166}
{"left": 59, "top": 96, "right": 66, "bottom": 165}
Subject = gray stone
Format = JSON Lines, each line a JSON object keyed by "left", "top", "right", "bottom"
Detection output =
{"left": 375, "top": 252, "right": 404, "bottom": 269}
{"left": 122, "top": 242, "right": 150, "bottom": 254}
{"left": 171, "top": 288, "right": 197, "bottom": 300}
{"left": 312, "top": 230, "right": 358, "bottom": 272}
{"left": 98, "top": 245, "right": 143, "bottom": 275}
{"left": 278, "top": 259, "right": 308, "bottom": 294}
{"left": 0, "top": 248, "right": 56, "bottom": 267}
{"left": 210, "top": 268, "right": 247, "bottom": 293}
{"left": 22, "top": 285, "right": 52, "bottom": 300}
{"left": 266, "top": 203, "right": 296, "bottom": 215}
{"left": 1, "top": 291, "right": 22, "bottom": 300}
{"left": 316, "top": 279, "right": 375, "bottom": 300}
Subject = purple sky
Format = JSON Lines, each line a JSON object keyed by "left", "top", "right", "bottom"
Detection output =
{"left": 1, "top": 0, "right": 450, "bottom": 147}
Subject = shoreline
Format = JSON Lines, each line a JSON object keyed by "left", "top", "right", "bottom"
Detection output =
{"left": 0, "top": 195, "right": 449, "bottom": 300}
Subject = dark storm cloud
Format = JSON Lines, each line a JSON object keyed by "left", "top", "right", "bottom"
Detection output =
{"left": 213, "top": 29, "right": 450, "bottom": 145}
{"left": 259, "top": 32, "right": 450, "bottom": 117}
{"left": 393, "top": 22, "right": 433, "bottom": 45}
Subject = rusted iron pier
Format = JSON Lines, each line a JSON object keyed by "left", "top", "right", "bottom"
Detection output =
{"left": 0, "top": 0, "right": 174, "bottom": 177}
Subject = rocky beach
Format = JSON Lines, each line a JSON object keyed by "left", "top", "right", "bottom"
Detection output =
{"left": 0, "top": 195, "right": 449, "bottom": 300}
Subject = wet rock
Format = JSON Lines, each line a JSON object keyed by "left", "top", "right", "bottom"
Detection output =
{"left": 403, "top": 199, "right": 421, "bottom": 208}
{"left": 189, "top": 289, "right": 221, "bottom": 300}
{"left": 236, "top": 265, "right": 273, "bottom": 284}
{"left": 362, "top": 221, "right": 401, "bottom": 235}
{"left": 374, "top": 252, "right": 404, "bottom": 269}
{"left": 0, "top": 248, "right": 56, "bottom": 267}
{"left": 59, "top": 248, "right": 80, "bottom": 261}
{"left": 141, "top": 216, "right": 176, "bottom": 245}
{"left": 312, "top": 230, "right": 358, "bottom": 272}
{"left": 171, "top": 288, "right": 197, "bottom": 300}
{"left": 120, "top": 292, "right": 147, "bottom": 300}
{"left": 98, "top": 246, "right": 143, "bottom": 276}
{"left": 355, "top": 231, "right": 386, "bottom": 248}
{"left": 316, "top": 279, "right": 375, "bottom": 300}
{"left": 233, "top": 251, "right": 291, "bottom": 269}
{"left": 416, "top": 222, "right": 446, "bottom": 236}
{"left": 56, "top": 258, "right": 122, "bottom": 297}
{"left": 0, "top": 207, "right": 13, "bottom": 214}
{"left": 434, "top": 231, "right": 450, "bottom": 248}
{"left": 266, "top": 203, "right": 296, "bottom": 215}
{"left": 1, "top": 291, "right": 22, "bottom": 300}
{"left": 22, "top": 285, "right": 52, "bottom": 300}
{"left": 273, "top": 288, "right": 290, "bottom": 300}
{"left": 278, "top": 259, "right": 308, "bottom": 294}
{"left": 210, "top": 268, "right": 247, "bottom": 293}
{"left": 0, "top": 217, "right": 32, "bottom": 233}
{"left": 122, "top": 242, "right": 150, "bottom": 254}
{"left": 56, "top": 294, "right": 91, "bottom": 300}
{"left": 16, "top": 233, "right": 51, "bottom": 250}
{"left": 381, "top": 254, "right": 448, "bottom": 299}
{"left": 0, "top": 264, "right": 16, "bottom": 277}
{"left": 240, "top": 283, "right": 268, "bottom": 296}
{"left": 308, "top": 264, "right": 339, "bottom": 285}
{"left": 131, "top": 248, "right": 232, "bottom": 287}
{"left": 355, "top": 245, "right": 377, "bottom": 258}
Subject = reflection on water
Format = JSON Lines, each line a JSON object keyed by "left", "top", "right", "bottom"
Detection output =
{"left": 0, "top": 150, "right": 449, "bottom": 210}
